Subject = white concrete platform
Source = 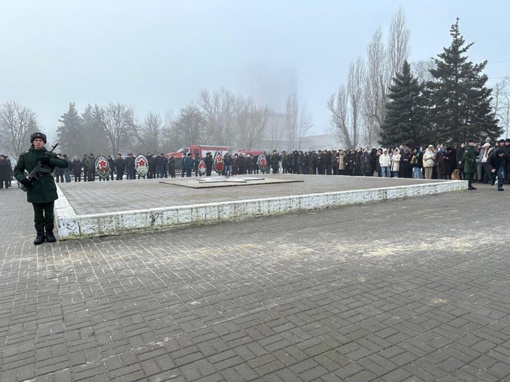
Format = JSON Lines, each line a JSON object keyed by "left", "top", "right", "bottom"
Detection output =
{"left": 54, "top": 176, "right": 467, "bottom": 240}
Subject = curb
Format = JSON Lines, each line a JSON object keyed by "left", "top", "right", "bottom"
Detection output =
{"left": 55, "top": 180, "right": 467, "bottom": 240}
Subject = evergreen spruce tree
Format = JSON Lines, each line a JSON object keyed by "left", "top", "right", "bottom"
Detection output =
{"left": 426, "top": 19, "right": 501, "bottom": 144}
{"left": 57, "top": 102, "right": 83, "bottom": 156}
{"left": 379, "top": 60, "right": 426, "bottom": 148}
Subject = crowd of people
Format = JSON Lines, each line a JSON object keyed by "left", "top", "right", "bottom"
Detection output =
{"left": 4, "top": 138, "right": 509, "bottom": 190}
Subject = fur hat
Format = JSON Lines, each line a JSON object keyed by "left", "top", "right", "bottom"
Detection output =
{"left": 30, "top": 132, "right": 47, "bottom": 143}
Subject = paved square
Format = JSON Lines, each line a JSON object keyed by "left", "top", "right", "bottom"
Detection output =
{"left": 1, "top": 180, "right": 509, "bottom": 381}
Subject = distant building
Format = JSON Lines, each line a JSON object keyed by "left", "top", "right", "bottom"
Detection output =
{"left": 238, "top": 64, "right": 297, "bottom": 113}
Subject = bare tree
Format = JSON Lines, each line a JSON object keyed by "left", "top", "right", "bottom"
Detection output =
{"left": 296, "top": 103, "right": 313, "bottom": 150}
{"left": 363, "top": 28, "right": 388, "bottom": 147}
{"left": 387, "top": 8, "right": 411, "bottom": 84}
{"left": 503, "top": 93, "right": 510, "bottom": 139}
{"left": 329, "top": 58, "right": 365, "bottom": 149}
{"left": 0, "top": 101, "right": 39, "bottom": 157}
{"left": 347, "top": 58, "right": 365, "bottom": 148}
{"left": 130, "top": 112, "right": 163, "bottom": 154}
{"left": 96, "top": 103, "right": 135, "bottom": 155}
{"left": 359, "top": 9, "right": 410, "bottom": 147}
{"left": 236, "top": 98, "right": 269, "bottom": 150}
{"left": 329, "top": 85, "right": 350, "bottom": 148}
{"left": 265, "top": 111, "right": 287, "bottom": 150}
{"left": 171, "top": 105, "right": 206, "bottom": 147}
{"left": 492, "top": 79, "right": 510, "bottom": 138}
{"left": 198, "top": 88, "right": 238, "bottom": 147}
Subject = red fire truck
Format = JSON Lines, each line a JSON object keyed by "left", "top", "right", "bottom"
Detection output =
{"left": 167, "top": 145, "right": 229, "bottom": 170}
{"left": 238, "top": 149, "right": 266, "bottom": 157}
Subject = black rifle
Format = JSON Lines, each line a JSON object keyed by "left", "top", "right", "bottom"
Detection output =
{"left": 21, "top": 143, "right": 59, "bottom": 192}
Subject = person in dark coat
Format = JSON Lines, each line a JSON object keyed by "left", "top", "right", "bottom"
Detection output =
{"left": 107, "top": 155, "right": 115, "bottom": 180}
{"left": 223, "top": 153, "right": 232, "bottom": 176}
{"left": 182, "top": 153, "right": 194, "bottom": 177}
{"left": 505, "top": 139, "right": 510, "bottom": 185}
{"left": 70, "top": 155, "right": 83, "bottom": 182}
{"left": 54, "top": 154, "right": 65, "bottom": 183}
{"left": 193, "top": 154, "right": 201, "bottom": 177}
{"left": 436, "top": 148, "right": 448, "bottom": 179}
{"left": 456, "top": 142, "right": 466, "bottom": 180}
{"left": 204, "top": 152, "right": 213, "bottom": 176}
{"left": 81, "top": 154, "right": 87, "bottom": 181}
{"left": 317, "top": 151, "right": 325, "bottom": 175}
{"left": 270, "top": 151, "right": 280, "bottom": 174}
{"left": 84, "top": 153, "right": 95, "bottom": 181}
{"left": 324, "top": 150, "right": 332, "bottom": 175}
{"left": 0, "top": 154, "right": 11, "bottom": 189}
{"left": 360, "top": 149, "right": 372, "bottom": 176}
{"left": 354, "top": 149, "right": 363, "bottom": 176}
{"left": 400, "top": 149, "right": 413, "bottom": 178}
{"left": 444, "top": 147, "right": 457, "bottom": 179}
{"left": 155, "top": 153, "right": 167, "bottom": 178}
{"left": 238, "top": 154, "right": 247, "bottom": 175}
{"left": 114, "top": 154, "right": 125, "bottom": 180}
{"left": 167, "top": 155, "right": 176, "bottom": 178}
{"left": 125, "top": 153, "right": 135, "bottom": 179}
{"left": 14, "top": 132, "right": 68, "bottom": 244}
{"left": 232, "top": 154, "right": 239, "bottom": 175}
{"left": 489, "top": 143, "right": 509, "bottom": 191}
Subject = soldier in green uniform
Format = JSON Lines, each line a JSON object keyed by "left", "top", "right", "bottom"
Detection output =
{"left": 14, "top": 132, "right": 69, "bottom": 245}
{"left": 463, "top": 138, "right": 479, "bottom": 190}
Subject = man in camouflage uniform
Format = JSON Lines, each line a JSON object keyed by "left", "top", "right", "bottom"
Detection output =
{"left": 14, "top": 132, "right": 69, "bottom": 245}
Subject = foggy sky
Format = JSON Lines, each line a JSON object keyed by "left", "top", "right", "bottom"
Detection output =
{"left": 1, "top": 0, "right": 509, "bottom": 140}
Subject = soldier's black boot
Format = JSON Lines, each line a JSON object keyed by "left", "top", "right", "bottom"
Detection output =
{"left": 34, "top": 225, "right": 45, "bottom": 245}
{"left": 45, "top": 225, "right": 56, "bottom": 243}
{"left": 468, "top": 179, "right": 476, "bottom": 190}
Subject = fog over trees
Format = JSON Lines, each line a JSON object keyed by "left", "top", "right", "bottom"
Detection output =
{"left": 1, "top": 8, "right": 509, "bottom": 158}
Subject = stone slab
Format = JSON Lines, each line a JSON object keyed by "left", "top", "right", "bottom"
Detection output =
{"left": 160, "top": 176, "right": 304, "bottom": 188}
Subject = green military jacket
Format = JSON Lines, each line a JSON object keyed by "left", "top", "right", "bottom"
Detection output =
{"left": 463, "top": 145, "right": 478, "bottom": 174}
{"left": 14, "top": 146, "right": 69, "bottom": 203}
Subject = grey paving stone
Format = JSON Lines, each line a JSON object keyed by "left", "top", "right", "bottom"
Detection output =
{"left": 1, "top": 182, "right": 510, "bottom": 381}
